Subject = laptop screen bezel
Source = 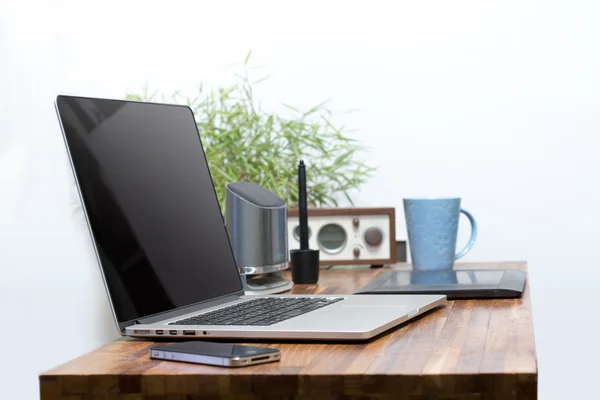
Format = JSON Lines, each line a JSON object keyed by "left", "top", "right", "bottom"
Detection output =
{"left": 54, "top": 95, "right": 246, "bottom": 333}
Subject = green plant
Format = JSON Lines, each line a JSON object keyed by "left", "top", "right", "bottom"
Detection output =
{"left": 125, "top": 54, "right": 376, "bottom": 211}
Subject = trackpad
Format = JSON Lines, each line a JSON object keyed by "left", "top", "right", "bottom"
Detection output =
{"left": 281, "top": 305, "right": 411, "bottom": 331}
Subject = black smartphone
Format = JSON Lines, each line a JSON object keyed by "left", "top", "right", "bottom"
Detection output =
{"left": 150, "top": 341, "right": 281, "bottom": 367}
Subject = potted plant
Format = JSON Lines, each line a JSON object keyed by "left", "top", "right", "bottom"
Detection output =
{"left": 125, "top": 54, "right": 376, "bottom": 211}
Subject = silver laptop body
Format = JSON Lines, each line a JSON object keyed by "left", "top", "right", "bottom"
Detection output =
{"left": 55, "top": 95, "right": 445, "bottom": 341}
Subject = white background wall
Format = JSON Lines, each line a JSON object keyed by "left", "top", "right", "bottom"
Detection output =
{"left": 1, "top": 0, "right": 598, "bottom": 398}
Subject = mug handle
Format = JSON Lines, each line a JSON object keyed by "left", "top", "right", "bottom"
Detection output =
{"left": 455, "top": 209, "right": 477, "bottom": 260}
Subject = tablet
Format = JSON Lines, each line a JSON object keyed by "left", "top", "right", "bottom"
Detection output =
{"left": 354, "top": 269, "right": 526, "bottom": 299}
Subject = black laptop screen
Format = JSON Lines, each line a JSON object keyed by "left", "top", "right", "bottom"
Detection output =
{"left": 56, "top": 95, "right": 244, "bottom": 325}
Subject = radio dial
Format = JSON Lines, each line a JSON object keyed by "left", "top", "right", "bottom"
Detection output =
{"left": 364, "top": 227, "right": 383, "bottom": 246}
{"left": 352, "top": 217, "right": 360, "bottom": 228}
{"left": 353, "top": 247, "right": 360, "bottom": 257}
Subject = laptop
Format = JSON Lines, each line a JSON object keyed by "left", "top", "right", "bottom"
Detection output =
{"left": 54, "top": 95, "right": 446, "bottom": 341}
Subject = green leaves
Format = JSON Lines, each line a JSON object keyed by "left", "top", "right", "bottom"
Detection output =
{"left": 244, "top": 50, "right": 253, "bottom": 65}
{"left": 126, "top": 57, "right": 376, "bottom": 212}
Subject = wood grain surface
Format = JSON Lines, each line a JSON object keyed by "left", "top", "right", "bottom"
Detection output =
{"left": 39, "top": 262, "right": 537, "bottom": 400}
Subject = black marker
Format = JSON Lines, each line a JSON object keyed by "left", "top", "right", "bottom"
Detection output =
{"left": 298, "top": 160, "right": 309, "bottom": 250}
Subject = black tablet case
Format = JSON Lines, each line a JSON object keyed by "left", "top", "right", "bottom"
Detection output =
{"left": 355, "top": 269, "right": 526, "bottom": 299}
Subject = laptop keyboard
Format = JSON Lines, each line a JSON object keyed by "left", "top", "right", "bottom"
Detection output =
{"left": 169, "top": 297, "right": 344, "bottom": 326}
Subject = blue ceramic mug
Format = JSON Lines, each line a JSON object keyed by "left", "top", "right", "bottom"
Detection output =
{"left": 403, "top": 197, "right": 477, "bottom": 270}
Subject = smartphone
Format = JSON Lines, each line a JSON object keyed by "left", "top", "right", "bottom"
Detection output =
{"left": 150, "top": 341, "right": 281, "bottom": 367}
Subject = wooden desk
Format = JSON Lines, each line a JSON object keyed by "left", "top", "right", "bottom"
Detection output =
{"left": 40, "top": 262, "right": 537, "bottom": 400}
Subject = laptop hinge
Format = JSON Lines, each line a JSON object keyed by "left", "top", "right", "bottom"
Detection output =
{"left": 134, "top": 292, "right": 243, "bottom": 326}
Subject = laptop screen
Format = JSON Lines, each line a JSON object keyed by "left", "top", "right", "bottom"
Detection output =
{"left": 55, "top": 95, "right": 244, "bottom": 326}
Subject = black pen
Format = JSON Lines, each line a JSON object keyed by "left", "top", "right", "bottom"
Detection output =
{"left": 298, "top": 160, "right": 309, "bottom": 250}
{"left": 290, "top": 159, "right": 319, "bottom": 284}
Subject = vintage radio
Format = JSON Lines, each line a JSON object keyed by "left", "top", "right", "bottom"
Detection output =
{"left": 287, "top": 207, "right": 396, "bottom": 267}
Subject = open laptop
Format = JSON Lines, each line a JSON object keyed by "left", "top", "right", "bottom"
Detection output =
{"left": 54, "top": 95, "right": 446, "bottom": 341}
